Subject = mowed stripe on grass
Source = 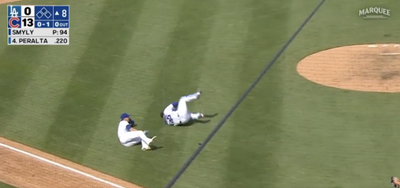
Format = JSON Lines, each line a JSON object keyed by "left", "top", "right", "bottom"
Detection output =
{"left": 41, "top": 0, "right": 145, "bottom": 162}
{"left": 0, "top": 45, "right": 47, "bottom": 135}
{"left": 81, "top": 0, "right": 187, "bottom": 186}
{"left": 172, "top": 0, "right": 254, "bottom": 187}
{"left": 115, "top": 0, "right": 212, "bottom": 186}
{"left": 138, "top": 1, "right": 222, "bottom": 186}
{"left": 1, "top": 0, "right": 105, "bottom": 147}
{"left": 224, "top": 0, "right": 293, "bottom": 187}
{"left": 128, "top": 0, "right": 220, "bottom": 186}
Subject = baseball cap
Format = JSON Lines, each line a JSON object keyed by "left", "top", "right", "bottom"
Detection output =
{"left": 120, "top": 113, "right": 130, "bottom": 120}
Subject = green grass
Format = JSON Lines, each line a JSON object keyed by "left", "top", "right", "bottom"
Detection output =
{"left": 0, "top": 182, "right": 16, "bottom": 188}
{"left": 0, "top": 0, "right": 400, "bottom": 188}
{"left": 41, "top": 0, "right": 147, "bottom": 162}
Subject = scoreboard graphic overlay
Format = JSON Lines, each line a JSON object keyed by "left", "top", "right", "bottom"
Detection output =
{"left": 7, "top": 5, "right": 70, "bottom": 45}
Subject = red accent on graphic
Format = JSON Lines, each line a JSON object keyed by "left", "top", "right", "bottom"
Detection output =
{"left": 9, "top": 17, "right": 19, "bottom": 28}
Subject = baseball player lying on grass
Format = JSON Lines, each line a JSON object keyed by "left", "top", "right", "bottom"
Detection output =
{"left": 392, "top": 177, "right": 400, "bottom": 187}
{"left": 118, "top": 113, "right": 156, "bottom": 151}
{"left": 160, "top": 90, "right": 204, "bottom": 126}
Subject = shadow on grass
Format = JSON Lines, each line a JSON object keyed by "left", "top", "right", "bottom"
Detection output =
{"left": 180, "top": 113, "right": 219, "bottom": 126}
{"left": 149, "top": 145, "right": 163, "bottom": 151}
{"left": 204, "top": 113, "right": 218, "bottom": 118}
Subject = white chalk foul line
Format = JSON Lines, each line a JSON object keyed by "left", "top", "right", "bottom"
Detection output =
{"left": 367, "top": 44, "right": 400, "bottom": 48}
{"left": 380, "top": 53, "right": 400, "bottom": 55}
{"left": 368, "top": 44, "right": 400, "bottom": 48}
{"left": 0, "top": 142, "right": 126, "bottom": 188}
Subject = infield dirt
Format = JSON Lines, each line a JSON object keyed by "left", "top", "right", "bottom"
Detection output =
{"left": 297, "top": 44, "right": 400, "bottom": 93}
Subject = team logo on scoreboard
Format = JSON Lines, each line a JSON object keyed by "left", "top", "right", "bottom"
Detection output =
{"left": 8, "top": 5, "right": 20, "bottom": 28}
{"left": 8, "top": 5, "right": 19, "bottom": 17}
{"left": 7, "top": 5, "right": 70, "bottom": 45}
{"left": 9, "top": 17, "right": 20, "bottom": 28}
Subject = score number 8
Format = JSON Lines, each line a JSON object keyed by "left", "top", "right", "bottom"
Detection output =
{"left": 62, "top": 9, "right": 67, "bottom": 17}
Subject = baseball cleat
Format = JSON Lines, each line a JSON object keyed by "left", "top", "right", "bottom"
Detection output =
{"left": 142, "top": 146, "right": 152, "bottom": 151}
{"left": 142, "top": 136, "right": 157, "bottom": 151}
{"left": 149, "top": 136, "right": 157, "bottom": 145}
{"left": 196, "top": 90, "right": 202, "bottom": 99}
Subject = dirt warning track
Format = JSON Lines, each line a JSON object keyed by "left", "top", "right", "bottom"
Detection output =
{"left": 0, "top": 1, "right": 143, "bottom": 188}
{"left": 0, "top": 137, "right": 143, "bottom": 188}
{"left": 0, "top": 0, "right": 19, "bottom": 4}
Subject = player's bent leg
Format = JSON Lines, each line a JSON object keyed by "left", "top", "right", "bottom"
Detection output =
{"left": 179, "top": 116, "right": 191, "bottom": 125}
{"left": 122, "top": 140, "right": 140, "bottom": 147}
{"left": 177, "top": 91, "right": 201, "bottom": 117}
{"left": 179, "top": 91, "right": 201, "bottom": 103}
{"left": 136, "top": 131, "right": 157, "bottom": 151}
{"left": 119, "top": 132, "right": 141, "bottom": 147}
{"left": 120, "top": 131, "right": 156, "bottom": 150}
{"left": 177, "top": 99, "right": 189, "bottom": 117}
{"left": 135, "top": 131, "right": 153, "bottom": 145}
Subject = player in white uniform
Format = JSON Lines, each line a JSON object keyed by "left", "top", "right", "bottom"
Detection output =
{"left": 391, "top": 177, "right": 400, "bottom": 187}
{"left": 118, "top": 113, "right": 156, "bottom": 151}
{"left": 160, "top": 90, "right": 204, "bottom": 126}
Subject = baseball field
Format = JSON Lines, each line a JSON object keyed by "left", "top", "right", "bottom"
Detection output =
{"left": 1, "top": 0, "right": 400, "bottom": 187}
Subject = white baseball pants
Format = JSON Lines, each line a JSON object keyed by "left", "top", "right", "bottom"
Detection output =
{"left": 119, "top": 131, "right": 152, "bottom": 149}
{"left": 176, "top": 92, "right": 202, "bottom": 125}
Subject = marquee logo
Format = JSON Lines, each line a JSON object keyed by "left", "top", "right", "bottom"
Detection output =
{"left": 359, "top": 7, "right": 391, "bottom": 19}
